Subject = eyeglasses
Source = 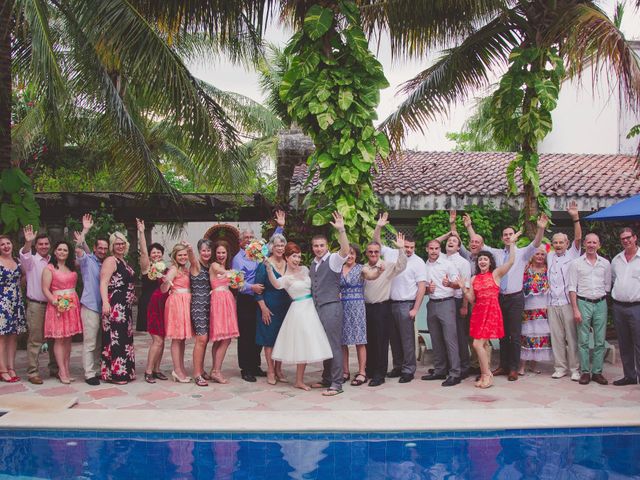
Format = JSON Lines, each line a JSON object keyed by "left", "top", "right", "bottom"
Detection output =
{"left": 620, "top": 236, "right": 635, "bottom": 242}
{"left": 366, "top": 251, "right": 380, "bottom": 255}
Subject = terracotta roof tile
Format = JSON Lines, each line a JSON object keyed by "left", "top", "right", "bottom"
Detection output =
{"left": 291, "top": 151, "right": 640, "bottom": 198}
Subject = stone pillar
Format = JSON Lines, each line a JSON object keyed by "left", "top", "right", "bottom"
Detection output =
{"left": 276, "top": 128, "right": 315, "bottom": 207}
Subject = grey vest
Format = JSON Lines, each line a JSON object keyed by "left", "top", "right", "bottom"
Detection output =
{"left": 310, "top": 256, "right": 341, "bottom": 307}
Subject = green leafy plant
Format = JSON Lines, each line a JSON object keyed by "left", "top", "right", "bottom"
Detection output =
{"left": 279, "top": 1, "right": 390, "bottom": 245}
{"left": 0, "top": 168, "right": 40, "bottom": 233}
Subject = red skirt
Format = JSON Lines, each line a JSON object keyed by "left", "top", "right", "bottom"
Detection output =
{"left": 147, "top": 287, "right": 168, "bottom": 336}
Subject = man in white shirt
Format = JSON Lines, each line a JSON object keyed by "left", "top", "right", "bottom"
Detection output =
{"left": 422, "top": 240, "right": 462, "bottom": 386}
{"left": 568, "top": 233, "right": 612, "bottom": 385}
{"left": 611, "top": 228, "right": 640, "bottom": 386}
{"left": 373, "top": 214, "right": 426, "bottom": 384}
{"left": 465, "top": 214, "right": 547, "bottom": 381}
{"left": 547, "top": 201, "right": 582, "bottom": 380}
{"left": 19, "top": 225, "right": 58, "bottom": 384}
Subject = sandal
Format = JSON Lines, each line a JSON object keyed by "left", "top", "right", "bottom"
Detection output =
{"left": 322, "top": 388, "right": 343, "bottom": 397}
{"left": 0, "top": 371, "right": 17, "bottom": 383}
{"left": 350, "top": 374, "right": 366, "bottom": 386}
{"left": 202, "top": 371, "right": 212, "bottom": 381}
{"left": 343, "top": 373, "right": 351, "bottom": 382}
{"left": 275, "top": 373, "right": 289, "bottom": 383}
{"left": 8, "top": 369, "right": 20, "bottom": 382}
{"left": 210, "top": 371, "right": 229, "bottom": 384}
{"left": 153, "top": 371, "right": 168, "bottom": 381}
{"left": 311, "top": 380, "right": 330, "bottom": 389}
{"left": 144, "top": 372, "right": 156, "bottom": 384}
{"left": 194, "top": 375, "right": 209, "bottom": 387}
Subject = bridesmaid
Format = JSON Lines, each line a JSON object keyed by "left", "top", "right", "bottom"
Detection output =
{"left": 340, "top": 243, "right": 368, "bottom": 386}
{"left": 255, "top": 233, "right": 291, "bottom": 385}
{"left": 42, "top": 241, "right": 83, "bottom": 384}
{"left": 190, "top": 238, "right": 212, "bottom": 386}
{"left": 162, "top": 243, "right": 194, "bottom": 383}
{"left": 100, "top": 232, "right": 136, "bottom": 385}
{"left": 208, "top": 241, "right": 240, "bottom": 384}
{"left": 0, "top": 235, "right": 26, "bottom": 383}
{"left": 137, "top": 219, "right": 168, "bottom": 384}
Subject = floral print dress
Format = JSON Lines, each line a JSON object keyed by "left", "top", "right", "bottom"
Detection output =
{"left": 521, "top": 266, "right": 552, "bottom": 361}
{"left": 0, "top": 261, "right": 26, "bottom": 335}
{"left": 101, "top": 258, "right": 136, "bottom": 382}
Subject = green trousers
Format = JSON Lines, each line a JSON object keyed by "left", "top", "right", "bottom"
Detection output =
{"left": 577, "top": 298, "right": 607, "bottom": 374}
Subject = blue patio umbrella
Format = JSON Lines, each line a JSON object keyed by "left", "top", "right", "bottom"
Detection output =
{"left": 585, "top": 194, "right": 640, "bottom": 221}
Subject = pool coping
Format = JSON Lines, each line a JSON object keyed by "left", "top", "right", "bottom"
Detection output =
{"left": 1, "top": 406, "right": 639, "bottom": 433}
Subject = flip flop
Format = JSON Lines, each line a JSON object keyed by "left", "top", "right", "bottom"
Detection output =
{"left": 350, "top": 374, "right": 366, "bottom": 386}
{"left": 322, "top": 388, "right": 343, "bottom": 397}
{"left": 311, "top": 381, "right": 330, "bottom": 389}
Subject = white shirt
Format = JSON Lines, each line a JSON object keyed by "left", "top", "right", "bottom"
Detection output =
{"left": 611, "top": 249, "right": 640, "bottom": 302}
{"left": 567, "top": 254, "right": 612, "bottom": 299}
{"left": 19, "top": 250, "right": 50, "bottom": 302}
{"left": 446, "top": 252, "right": 471, "bottom": 299}
{"left": 313, "top": 251, "right": 347, "bottom": 273}
{"left": 382, "top": 246, "right": 427, "bottom": 301}
{"left": 484, "top": 243, "right": 537, "bottom": 294}
{"left": 424, "top": 254, "right": 459, "bottom": 300}
{"left": 547, "top": 243, "right": 581, "bottom": 306}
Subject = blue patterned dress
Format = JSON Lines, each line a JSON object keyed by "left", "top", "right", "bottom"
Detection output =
{"left": 255, "top": 262, "right": 291, "bottom": 347}
{"left": 0, "top": 261, "right": 26, "bottom": 335}
{"left": 190, "top": 266, "right": 211, "bottom": 336}
{"left": 340, "top": 264, "right": 366, "bottom": 345}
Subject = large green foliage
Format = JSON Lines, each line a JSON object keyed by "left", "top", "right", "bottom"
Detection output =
{"left": 0, "top": 168, "right": 40, "bottom": 233}
{"left": 279, "top": 1, "right": 390, "bottom": 245}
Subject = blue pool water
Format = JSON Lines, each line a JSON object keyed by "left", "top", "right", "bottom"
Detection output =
{"left": 0, "top": 427, "right": 638, "bottom": 479}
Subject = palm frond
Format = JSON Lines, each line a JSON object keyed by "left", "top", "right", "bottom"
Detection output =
{"left": 11, "top": 101, "right": 44, "bottom": 161}
{"left": 257, "top": 43, "right": 291, "bottom": 125}
{"left": 550, "top": 3, "right": 640, "bottom": 112}
{"left": 380, "top": 14, "right": 520, "bottom": 148}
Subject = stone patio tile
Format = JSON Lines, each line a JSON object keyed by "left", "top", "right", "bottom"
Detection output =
{"left": 72, "top": 402, "right": 108, "bottom": 409}
{"left": 36, "top": 385, "right": 77, "bottom": 397}
{"left": 138, "top": 389, "right": 181, "bottom": 402}
{"left": 85, "top": 386, "right": 128, "bottom": 400}
{"left": 0, "top": 383, "right": 29, "bottom": 395}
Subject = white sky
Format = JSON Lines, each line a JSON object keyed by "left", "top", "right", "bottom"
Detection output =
{"left": 188, "top": 1, "right": 640, "bottom": 151}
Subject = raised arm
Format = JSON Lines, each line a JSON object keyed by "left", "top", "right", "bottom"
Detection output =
{"left": 493, "top": 231, "right": 521, "bottom": 282}
{"left": 100, "top": 257, "right": 117, "bottom": 316}
{"left": 137, "top": 218, "right": 150, "bottom": 274}
{"left": 330, "top": 211, "right": 350, "bottom": 258}
{"left": 449, "top": 209, "right": 459, "bottom": 235}
{"left": 567, "top": 201, "right": 582, "bottom": 250}
{"left": 434, "top": 231, "right": 453, "bottom": 245}
{"left": 263, "top": 261, "right": 285, "bottom": 290}
{"left": 372, "top": 212, "right": 388, "bottom": 246}
{"left": 463, "top": 213, "right": 476, "bottom": 238}
{"left": 74, "top": 214, "right": 93, "bottom": 257}
{"left": 20, "top": 225, "right": 36, "bottom": 261}
{"left": 531, "top": 214, "right": 549, "bottom": 248}
{"left": 160, "top": 265, "right": 178, "bottom": 293}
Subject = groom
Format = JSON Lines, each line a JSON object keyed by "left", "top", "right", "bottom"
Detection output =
{"left": 310, "top": 211, "right": 350, "bottom": 396}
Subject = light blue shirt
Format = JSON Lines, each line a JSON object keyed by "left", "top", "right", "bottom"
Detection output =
{"left": 78, "top": 253, "right": 102, "bottom": 312}
{"left": 232, "top": 227, "right": 284, "bottom": 295}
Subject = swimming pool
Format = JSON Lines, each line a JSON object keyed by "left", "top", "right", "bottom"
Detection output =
{"left": 0, "top": 427, "right": 638, "bottom": 479}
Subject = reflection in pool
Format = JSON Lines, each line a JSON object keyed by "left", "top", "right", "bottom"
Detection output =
{"left": 0, "top": 428, "right": 638, "bottom": 479}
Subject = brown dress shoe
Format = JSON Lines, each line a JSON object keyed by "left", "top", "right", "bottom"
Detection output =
{"left": 508, "top": 371, "right": 519, "bottom": 381}
{"left": 28, "top": 376, "right": 43, "bottom": 385}
{"left": 578, "top": 373, "right": 591, "bottom": 385}
{"left": 492, "top": 367, "right": 507, "bottom": 376}
{"left": 591, "top": 373, "right": 608, "bottom": 385}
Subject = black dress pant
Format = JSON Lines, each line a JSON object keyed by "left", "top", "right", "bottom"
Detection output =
{"left": 237, "top": 293, "right": 262, "bottom": 374}
{"left": 498, "top": 292, "right": 525, "bottom": 372}
{"left": 365, "top": 301, "right": 391, "bottom": 381}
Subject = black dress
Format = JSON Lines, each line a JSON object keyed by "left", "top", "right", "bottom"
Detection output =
{"left": 101, "top": 258, "right": 136, "bottom": 382}
{"left": 136, "top": 275, "right": 156, "bottom": 331}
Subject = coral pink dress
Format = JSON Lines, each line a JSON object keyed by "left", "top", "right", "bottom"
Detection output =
{"left": 44, "top": 265, "right": 82, "bottom": 338}
{"left": 469, "top": 272, "right": 504, "bottom": 339}
{"left": 164, "top": 269, "right": 193, "bottom": 339}
{"left": 209, "top": 274, "right": 239, "bottom": 341}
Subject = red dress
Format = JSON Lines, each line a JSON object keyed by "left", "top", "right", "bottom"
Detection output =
{"left": 147, "top": 279, "right": 168, "bottom": 336}
{"left": 469, "top": 272, "right": 504, "bottom": 339}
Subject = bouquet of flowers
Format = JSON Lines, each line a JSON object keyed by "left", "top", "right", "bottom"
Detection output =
{"left": 148, "top": 261, "right": 167, "bottom": 280}
{"left": 245, "top": 240, "right": 269, "bottom": 262}
{"left": 56, "top": 293, "right": 75, "bottom": 313}
{"left": 227, "top": 270, "right": 245, "bottom": 290}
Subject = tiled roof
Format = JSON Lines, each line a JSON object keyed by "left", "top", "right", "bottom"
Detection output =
{"left": 291, "top": 151, "right": 640, "bottom": 198}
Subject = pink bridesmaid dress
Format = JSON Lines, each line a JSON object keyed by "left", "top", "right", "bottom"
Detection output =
{"left": 164, "top": 269, "right": 193, "bottom": 339}
{"left": 44, "top": 264, "right": 82, "bottom": 338}
{"left": 209, "top": 274, "right": 239, "bottom": 341}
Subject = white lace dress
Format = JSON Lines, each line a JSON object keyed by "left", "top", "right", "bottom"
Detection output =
{"left": 271, "top": 267, "right": 333, "bottom": 364}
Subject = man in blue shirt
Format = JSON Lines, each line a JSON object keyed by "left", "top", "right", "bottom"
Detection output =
{"left": 232, "top": 211, "right": 285, "bottom": 382}
{"left": 74, "top": 214, "right": 109, "bottom": 386}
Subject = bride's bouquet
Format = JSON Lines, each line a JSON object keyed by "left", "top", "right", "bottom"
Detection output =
{"left": 56, "top": 293, "right": 75, "bottom": 313}
{"left": 245, "top": 239, "right": 269, "bottom": 262}
{"left": 148, "top": 261, "right": 167, "bottom": 280}
{"left": 227, "top": 270, "right": 245, "bottom": 290}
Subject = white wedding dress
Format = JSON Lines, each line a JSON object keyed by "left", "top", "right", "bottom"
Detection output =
{"left": 271, "top": 266, "right": 333, "bottom": 364}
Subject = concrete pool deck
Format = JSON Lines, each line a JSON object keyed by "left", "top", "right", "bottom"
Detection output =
{"left": 0, "top": 332, "right": 638, "bottom": 432}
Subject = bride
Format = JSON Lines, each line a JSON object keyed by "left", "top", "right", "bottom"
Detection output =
{"left": 264, "top": 242, "right": 333, "bottom": 390}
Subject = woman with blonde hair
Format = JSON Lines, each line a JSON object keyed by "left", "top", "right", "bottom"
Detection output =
{"left": 99, "top": 231, "right": 136, "bottom": 384}
{"left": 161, "top": 242, "right": 195, "bottom": 383}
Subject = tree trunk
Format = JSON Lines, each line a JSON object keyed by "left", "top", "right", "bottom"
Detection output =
{"left": 0, "top": 1, "right": 13, "bottom": 171}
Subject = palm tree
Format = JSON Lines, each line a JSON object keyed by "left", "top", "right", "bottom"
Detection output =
{"left": 378, "top": 1, "right": 640, "bottom": 233}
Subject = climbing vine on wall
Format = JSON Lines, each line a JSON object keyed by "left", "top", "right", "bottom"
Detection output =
{"left": 279, "top": 1, "right": 390, "bottom": 245}
{"left": 490, "top": 47, "right": 564, "bottom": 233}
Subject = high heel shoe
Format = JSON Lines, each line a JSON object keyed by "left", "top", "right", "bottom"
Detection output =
{"left": 8, "top": 369, "right": 20, "bottom": 382}
{"left": 479, "top": 373, "right": 494, "bottom": 389}
{"left": 194, "top": 375, "right": 209, "bottom": 387}
{"left": 267, "top": 372, "right": 277, "bottom": 385}
{"left": 210, "top": 371, "right": 229, "bottom": 384}
{"left": 171, "top": 371, "right": 192, "bottom": 383}
{"left": 59, "top": 377, "right": 71, "bottom": 385}
{"left": 153, "top": 371, "right": 169, "bottom": 381}
{"left": 0, "top": 372, "right": 17, "bottom": 383}
{"left": 144, "top": 372, "right": 156, "bottom": 384}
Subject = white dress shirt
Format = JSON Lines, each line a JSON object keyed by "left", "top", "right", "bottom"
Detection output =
{"left": 484, "top": 243, "right": 537, "bottom": 294}
{"left": 424, "top": 254, "right": 459, "bottom": 300}
{"left": 611, "top": 249, "right": 640, "bottom": 302}
{"left": 312, "top": 251, "right": 347, "bottom": 273}
{"left": 567, "top": 254, "right": 612, "bottom": 299}
{"left": 382, "top": 246, "right": 427, "bottom": 301}
{"left": 19, "top": 250, "right": 50, "bottom": 302}
{"left": 547, "top": 244, "right": 581, "bottom": 306}
{"left": 446, "top": 252, "right": 471, "bottom": 299}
